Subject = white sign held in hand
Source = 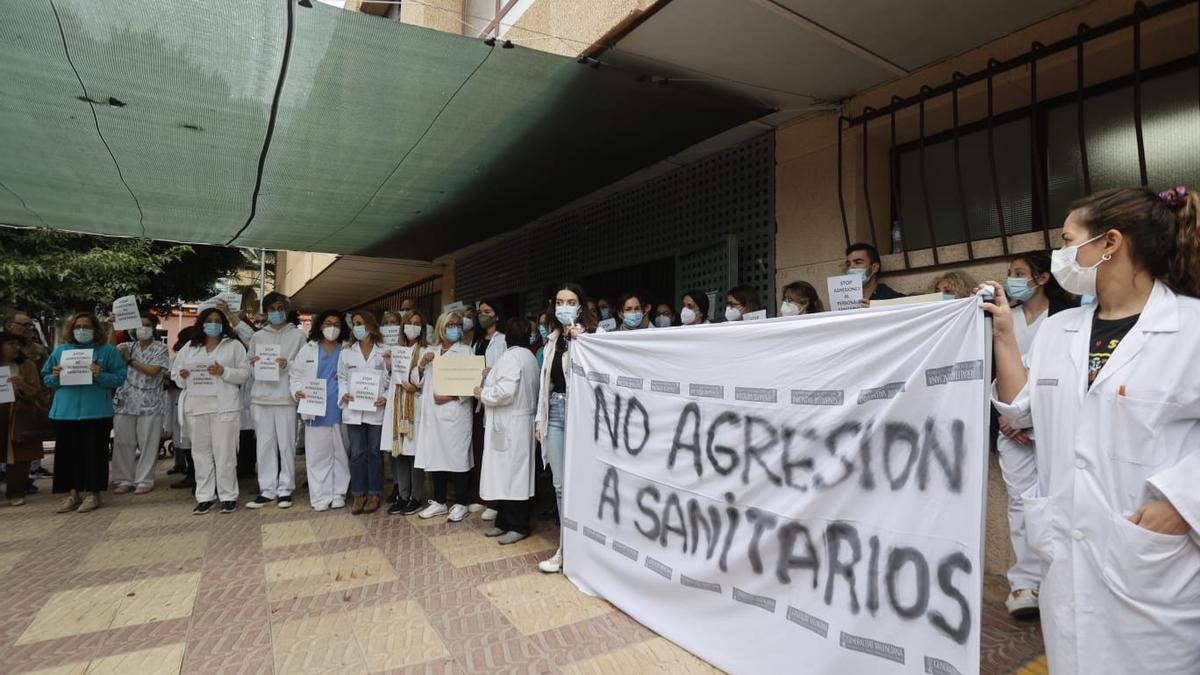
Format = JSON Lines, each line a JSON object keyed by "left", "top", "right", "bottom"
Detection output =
{"left": 298, "top": 378, "right": 327, "bottom": 416}
{"left": 349, "top": 371, "right": 382, "bottom": 412}
{"left": 827, "top": 274, "right": 865, "bottom": 312}
{"left": 60, "top": 349, "right": 94, "bottom": 386}
{"left": 255, "top": 344, "right": 282, "bottom": 382}
{"left": 188, "top": 361, "right": 218, "bottom": 396}
{"left": 112, "top": 295, "right": 142, "bottom": 331}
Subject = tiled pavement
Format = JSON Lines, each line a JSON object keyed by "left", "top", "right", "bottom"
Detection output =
{"left": 0, "top": 458, "right": 1044, "bottom": 674}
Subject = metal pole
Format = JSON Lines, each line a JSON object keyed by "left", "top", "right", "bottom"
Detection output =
{"left": 259, "top": 248, "right": 266, "bottom": 313}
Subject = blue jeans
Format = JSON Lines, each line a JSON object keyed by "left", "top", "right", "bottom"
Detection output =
{"left": 545, "top": 394, "right": 567, "bottom": 515}
{"left": 347, "top": 424, "right": 383, "bottom": 497}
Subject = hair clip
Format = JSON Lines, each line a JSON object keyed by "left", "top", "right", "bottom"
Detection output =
{"left": 1158, "top": 186, "right": 1188, "bottom": 210}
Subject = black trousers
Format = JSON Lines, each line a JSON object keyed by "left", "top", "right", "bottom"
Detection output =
{"left": 237, "top": 429, "right": 255, "bottom": 477}
{"left": 52, "top": 418, "right": 113, "bottom": 493}
{"left": 432, "top": 471, "right": 470, "bottom": 505}
{"left": 495, "top": 498, "right": 532, "bottom": 535}
{"left": 469, "top": 409, "right": 485, "bottom": 505}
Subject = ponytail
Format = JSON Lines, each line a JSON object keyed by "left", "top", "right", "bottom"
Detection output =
{"left": 1069, "top": 187, "right": 1200, "bottom": 298}
{"left": 1168, "top": 190, "right": 1200, "bottom": 297}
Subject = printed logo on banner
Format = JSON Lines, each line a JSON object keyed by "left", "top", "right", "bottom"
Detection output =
{"left": 787, "top": 606, "right": 830, "bottom": 638}
{"left": 583, "top": 526, "right": 607, "bottom": 545}
{"left": 791, "top": 389, "right": 845, "bottom": 406}
{"left": 734, "top": 387, "right": 777, "bottom": 403}
{"left": 561, "top": 517, "right": 579, "bottom": 531}
{"left": 680, "top": 575, "right": 722, "bottom": 594}
{"left": 924, "top": 361, "right": 984, "bottom": 386}
{"left": 617, "top": 376, "right": 644, "bottom": 390}
{"left": 857, "top": 382, "right": 905, "bottom": 404}
{"left": 732, "top": 587, "right": 776, "bottom": 614}
{"left": 612, "top": 540, "right": 639, "bottom": 561}
{"left": 587, "top": 371, "right": 610, "bottom": 384}
{"left": 689, "top": 384, "right": 724, "bottom": 399}
{"left": 840, "top": 632, "right": 905, "bottom": 664}
{"left": 645, "top": 556, "right": 673, "bottom": 580}
{"left": 1037, "top": 379, "right": 1059, "bottom": 387}
{"left": 650, "top": 380, "right": 680, "bottom": 394}
{"left": 570, "top": 362, "right": 585, "bottom": 377}
{"left": 924, "top": 656, "right": 964, "bottom": 675}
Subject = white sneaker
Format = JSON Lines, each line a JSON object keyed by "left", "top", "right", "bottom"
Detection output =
{"left": 1005, "top": 588, "right": 1039, "bottom": 618}
{"left": 331, "top": 497, "right": 346, "bottom": 509}
{"left": 467, "top": 503, "right": 486, "bottom": 513}
{"left": 312, "top": 502, "right": 330, "bottom": 512}
{"left": 448, "top": 504, "right": 470, "bottom": 522}
{"left": 419, "top": 501, "right": 449, "bottom": 519}
{"left": 481, "top": 508, "right": 498, "bottom": 521}
{"left": 538, "top": 547, "right": 563, "bottom": 574}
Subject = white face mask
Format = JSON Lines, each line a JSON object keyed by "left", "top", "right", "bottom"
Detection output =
{"left": 780, "top": 301, "right": 802, "bottom": 317}
{"left": 848, "top": 267, "right": 871, "bottom": 284}
{"left": 679, "top": 307, "right": 697, "bottom": 325}
{"left": 1051, "top": 233, "right": 1109, "bottom": 296}
{"left": 462, "top": 317, "right": 475, "bottom": 332}
{"left": 403, "top": 324, "right": 422, "bottom": 340}
{"left": 653, "top": 315, "right": 672, "bottom": 328}
{"left": 322, "top": 326, "right": 341, "bottom": 342}
{"left": 724, "top": 306, "right": 742, "bottom": 322}
{"left": 135, "top": 326, "right": 154, "bottom": 341}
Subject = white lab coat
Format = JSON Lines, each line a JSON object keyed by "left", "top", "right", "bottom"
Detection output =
{"left": 336, "top": 341, "right": 390, "bottom": 426}
{"left": 479, "top": 331, "right": 507, "bottom": 369}
{"left": 479, "top": 346, "right": 540, "bottom": 501}
{"left": 380, "top": 344, "right": 423, "bottom": 456}
{"left": 248, "top": 323, "right": 306, "bottom": 405}
{"left": 412, "top": 342, "right": 474, "bottom": 472}
{"left": 993, "top": 281, "right": 1200, "bottom": 674}
{"left": 232, "top": 322, "right": 257, "bottom": 430}
{"left": 171, "top": 338, "right": 250, "bottom": 415}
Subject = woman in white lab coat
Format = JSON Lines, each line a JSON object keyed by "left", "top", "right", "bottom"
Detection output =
{"left": 289, "top": 310, "right": 349, "bottom": 511}
{"left": 171, "top": 308, "right": 250, "bottom": 515}
{"left": 337, "top": 310, "right": 389, "bottom": 516}
{"left": 412, "top": 311, "right": 475, "bottom": 523}
{"left": 994, "top": 250, "right": 1078, "bottom": 617}
{"left": 985, "top": 186, "right": 1200, "bottom": 674}
{"left": 382, "top": 309, "right": 428, "bottom": 516}
{"left": 474, "top": 317, "right": 540, "bottom": 545}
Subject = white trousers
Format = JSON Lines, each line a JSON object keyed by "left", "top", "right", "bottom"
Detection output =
{"left": 305, "top": 424, "right": 350, "bottom": 508}
{"left": 252, "top": 404, "right": 298, "bottom": 499}
{"left": 189, "top": 412, "right": 240, "bottom": 503}
{"left": 112, "top": 413, "right": 164, "bottom": 487}
{"left": 996, "top": 433, "right": 1043, "bottom": 590}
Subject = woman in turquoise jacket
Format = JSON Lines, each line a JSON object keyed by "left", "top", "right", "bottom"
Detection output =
{"left": 41, "top": 312, "right": 126, "bottom": 513}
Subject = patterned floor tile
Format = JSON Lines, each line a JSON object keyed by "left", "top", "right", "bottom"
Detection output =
{"left": 559, "top": 637, "right": 719, "bottom": 675}
{"left": 0, "top": 515, "right": 64, "bottom": 544}
{"left": 264, "top": 546, "right": 397, "bottom": 602}
{"left": 0, "top": 549, "right": 29, "bottom": 574}
{"left": 428, "top": 531, "right": 556, "bottom": 568}
{"left": 272, "top": 600, "right": 449, "bottom": 673}
{"left": 261, "top": 513, "right": 365, "bottom": 549}
{"left": 76, "top": 532, "right": 209, "bottom": 572}
{"left": 478, "top": 573, "right": 613, "bottom": 636}
{"left": 16, "top": 642, "right": 186, "bottom": 675}
{"left": 106, "top": 503, "right": 206, "bottom": 531}
{"left": 17, "top": 573, "right": 199, "bottom": 645}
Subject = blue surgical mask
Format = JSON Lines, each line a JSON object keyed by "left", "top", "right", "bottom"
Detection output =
{"left": 72, "top": 328, "right": 94, "bottom": 343}
{"left": 528, "top": 333, "right": 537, "bottom": 345}
{"left": 268, "top": 310, "right": 287, "bottom": 325}
{"left": 942, "top": 293, "right": 957, "bottom": 301}
{"left": 848, "top": 267, "right": 871, "bottom": 283}
{"left": 599, "top": 307, "right": 611, "bottom": 320}
{"left": 622, "top": 312, "right": 643, "bottom": 329}
{"left": 446, "top": 326, "right": 463, "bottom": 342}
{"left": 352, "top": 325, "right": 369, "bottom": 341}
{"left": 1080, "top": 293, "right": 1096, "bottom": 306}
{"left": 203, "top": 323, "right": 223, "bottom": 338}
{"left": 554, "top": 306, "right": 579, "bottom": 326}
{"left": 1005, "top": 278, "right": 1036, "bottom": 303}
{"left": 538, "top": 325, "right": 550, "bottom": 341}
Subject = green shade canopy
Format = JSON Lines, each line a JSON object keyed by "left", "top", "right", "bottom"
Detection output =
{"left": 0, "top": 0, "right": 769, "bottom": 260}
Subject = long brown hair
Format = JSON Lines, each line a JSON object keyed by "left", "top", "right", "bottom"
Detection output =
{"left": 1069, "top": 187, "right": 1200, "bottom": 297}
{"left": 348, "top": 310, "right": 382, "bottom": 344}
{"left": 546, "top": 282, "right": 597, "bottom": 334}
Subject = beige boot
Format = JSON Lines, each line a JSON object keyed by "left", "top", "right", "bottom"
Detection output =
{"left": 76, "top": 492, "right": 101, "bottom": 513}
{"left": 56, "top": 493, "right": 81, "bottom": 513}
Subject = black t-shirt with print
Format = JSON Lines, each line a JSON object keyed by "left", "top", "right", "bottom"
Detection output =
{"left": 1087, "top": 314, "right": 1140, "bottom": 388}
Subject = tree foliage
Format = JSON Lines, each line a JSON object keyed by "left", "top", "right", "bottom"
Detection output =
{"left": 0, "top": 228, "right": 252, "bottom": 316}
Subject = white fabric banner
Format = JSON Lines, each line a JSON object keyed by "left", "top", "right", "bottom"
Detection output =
{"left": 563, "top": 297, "right": 988, "bottom": 675}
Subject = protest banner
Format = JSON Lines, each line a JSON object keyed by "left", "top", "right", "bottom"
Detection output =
{"left": 112, "top": 295, "right": 142, "bottom": 331}
{"left": 298, "top": 378, "right": 327, "bottom": 417}
{"left": 827, "top": 274, "right": 864, "bottom": 311}
{"left": 562, "top": 297, "right": 989, "bottom": 675}
{"left": 60, "top": 349, "right": 93, "bottom": 386}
